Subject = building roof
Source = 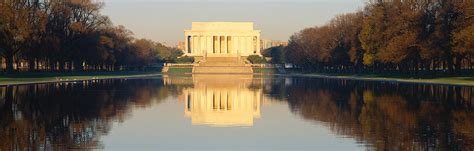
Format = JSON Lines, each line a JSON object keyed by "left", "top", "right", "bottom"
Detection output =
{"left": 190, "top": 22, "right": 255, "bottom": 31}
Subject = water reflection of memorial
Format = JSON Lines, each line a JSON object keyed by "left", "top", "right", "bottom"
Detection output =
{"left": 165, "top": 75, "right": 263, "bottom": 127}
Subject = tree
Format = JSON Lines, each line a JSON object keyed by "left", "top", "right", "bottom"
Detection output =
{"left": 286, "top": 0, "right": 473, "bottom": 74}
{"left": 129, "top": 39, "right": 157, "bottom": 68}
{"left": 452, "top": 1, "right": 474, "bottom": 70}
{"left": 0, "top": 1, "right": 34, "bottom": 73}
{"left": 155, "top": 43, "right": 183, "bottom": 63}
{"left": 0, "top": 0, "right": 186, "bottom": 73}
{"left": 360, "top": 2, "right": 387, "bottom": 67}
{"left": 262, "top": 46, "right": 286, "bottom": 64}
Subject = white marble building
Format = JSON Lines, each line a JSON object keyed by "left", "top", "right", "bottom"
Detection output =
{"left": 184, "top": 22, "right": 261, "bottom": 61}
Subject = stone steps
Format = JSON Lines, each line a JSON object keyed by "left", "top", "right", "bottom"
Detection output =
{"left": 193, "top": 57, "right": 253, "bottom": 74}
{"left": 193, "top": 66, "right": 253, "bottom": 74}
{"left": 205, "top": 57, "right": 241, "bottom": 63}
{"left": 198, "top": 63, "right": 246, "bottom": 67}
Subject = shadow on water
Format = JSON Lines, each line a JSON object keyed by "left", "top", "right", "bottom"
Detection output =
{"left": 0, "top": 75, "right": 472, "bottom": 150}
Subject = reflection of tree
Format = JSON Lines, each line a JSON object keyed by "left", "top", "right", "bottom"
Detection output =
{"left": 284, "top": 78, "right": 474, "bottom": 150}
{"left": 263, "top": 76, "right": 289, "bottom": 101}
{"left": 0, "top": 79, "right": 179, "bottom": 150}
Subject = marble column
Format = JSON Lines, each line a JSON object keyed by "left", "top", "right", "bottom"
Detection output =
{"left": 233, "top": 36, "right": 238, "bottom": 55}
{"left": 217, "top": 36, "right": 221, "bottom": 54}
{"left": 207, "top": 36, "right": 213, "bottom": 54}
{"left": 223, "top": 36, "right": 228, "bottom": 54}
{"left": 243, "top": 36, "right": 248, "bottom": 55}
{"left": 194, "top": 36, "right": 199, "bottom": 55}
{"left": 201, "top": 36, "right": 206, "bottom": 55}
{"left": 214, "top": 36, "right": 218, "bottom": 54}
{"left": 199, "top": 36, "right": 203, "bottom": 54}
{"left": 228, "top": 36, "right": 232, "bottom": 54}
{"left": 236, "top": 36, "right": 240, "bottom": 55}
{"left": 194, "top": 36, "right": 198, "bottom": 55}
{"left": 239, "top": 36, "right": 243, "bottom": 55}
{"left": 242, "top": 36, "right": 246, "bottom": 55}
{"left": 211, "top": 36, "right": 215, "bottom": 54}
{"left": 198, "top": 36, "right": 202, "bottom": 54}
{"left": 247, "top": 36, "right": 254, "bottom": 54}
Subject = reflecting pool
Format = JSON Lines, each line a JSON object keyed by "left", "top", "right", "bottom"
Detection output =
{"left": 0, "top": 75, "right": 473, "bottom": 150}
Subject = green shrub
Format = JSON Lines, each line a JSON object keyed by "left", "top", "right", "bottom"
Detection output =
{"left": 176, "top": 56, "right": 195, "bottom": 63}
{"left": 247, "top": 55, "right": 267, "bottom": 64}
{"left": 168, "top": 67, "right": 192, "bottom": 73}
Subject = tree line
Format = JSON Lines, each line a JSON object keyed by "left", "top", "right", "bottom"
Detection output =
{"left": 286, "top": 0, "right": 473, "bottom": 74}
{"left": 0, "top": 0, "right": 184, "bottom": 73}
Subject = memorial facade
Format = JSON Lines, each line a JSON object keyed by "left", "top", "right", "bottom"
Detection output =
{"left": 184, "top": 22, "right": 261, "bottom": 61}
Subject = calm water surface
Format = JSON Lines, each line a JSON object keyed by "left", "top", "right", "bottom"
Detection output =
{"left": 0, "top": 75, "right": 473, "bottom": 150}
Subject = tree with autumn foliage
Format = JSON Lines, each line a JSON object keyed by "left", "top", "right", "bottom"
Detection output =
{"left": 0, "top": 0, "right": 183, "bottom": 73}
{"left": 287, "top": 0, "right": 474, "bottom": 74}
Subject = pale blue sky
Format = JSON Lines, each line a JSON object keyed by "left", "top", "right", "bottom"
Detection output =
{"left": 102, "top": 0, "right": 365, "bottom": 46}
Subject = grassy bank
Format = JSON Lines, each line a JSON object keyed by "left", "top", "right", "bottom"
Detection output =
{"left": 293, "top": 73, "right": 474, "bottom": 86}
{"left": 0, "top": 71, "right": 162, "bottom": 86}
{"left": 253, "top": 68, "right": 276, "bottom": 74}
{"left": 167, "top": 67, "right": 193, "bottom": 74}
{"left": 5, "top": 70, "right": 473, "bottom": 87}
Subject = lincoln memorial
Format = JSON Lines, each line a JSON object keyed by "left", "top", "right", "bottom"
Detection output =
{"left": 180, "top": 22, "right": 261, "bottom": 74}
{"left": 184, "top": 22, "right": 261, "bottom": 61}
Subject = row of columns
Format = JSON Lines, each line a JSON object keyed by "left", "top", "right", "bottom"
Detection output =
{"left": 184, "top": 90, "right": 261, "bottom": 113}
{"left": 185, "top": 35, "right": 260, "bottom": 56}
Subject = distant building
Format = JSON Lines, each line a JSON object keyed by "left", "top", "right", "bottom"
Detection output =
{"left": 260, "top": 40, "right": 288, "bottom": 50}
{"left": 177, "top": 41, "right": 185, "bottom": 51}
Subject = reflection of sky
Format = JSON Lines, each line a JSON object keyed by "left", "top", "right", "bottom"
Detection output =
{"left": 101, "top": 97, "right": 364, "bottom": 150}
{"left": 102, "top": 0, "right": 365, "bottom": 45}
